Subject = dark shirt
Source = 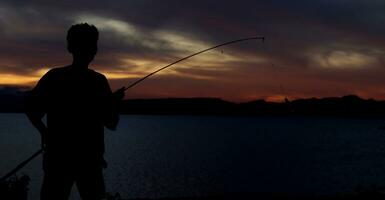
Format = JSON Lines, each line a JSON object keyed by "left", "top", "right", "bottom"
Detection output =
{"left": 27, "top": 66, "right": 118, "bottom": 167}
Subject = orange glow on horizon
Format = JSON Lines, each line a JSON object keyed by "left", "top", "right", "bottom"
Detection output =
{"left": 0, "top": 68, "right": 50, "bottom": 86}
{"left": 0, "top": 73, "right": 39, "bottom": 86}
{"left": 265, "top": 95, "right": 288, "bottom": 102}
{"left": 101, "top": 71, "right": 142, "bottom": 79}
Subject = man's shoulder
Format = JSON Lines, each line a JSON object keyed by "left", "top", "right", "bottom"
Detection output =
{"left": 33, "top": 67, "right": 67, "bottom": 90}
{"left": 87, "top": 69, "right": 108, "bottom": 81}
{"left": 43, "top": 66, "right": 69, "bottom": 77}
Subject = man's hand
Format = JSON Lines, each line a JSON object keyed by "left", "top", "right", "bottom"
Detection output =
{"left": 40, "top": 128, "right": 48, "bottom": 150}
{"left": 41, "top": 133, "right": 46, "bottom": 150}
{"left": 104, "top": 87, "right": 125, "bottom": 131}
{"left": 113, "top": 87, "right": 125, "bottom": 101}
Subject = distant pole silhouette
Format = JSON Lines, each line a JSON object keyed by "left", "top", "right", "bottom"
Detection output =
{"left": 124, "top": 36, "right": 265, "bottom": 90}
{"left": 1, "top": 36, "right": 265, "bottom": 181}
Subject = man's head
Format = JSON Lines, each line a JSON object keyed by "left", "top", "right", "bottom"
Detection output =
{"left": 67, "top": 23, "right": 99, "bottom": 66}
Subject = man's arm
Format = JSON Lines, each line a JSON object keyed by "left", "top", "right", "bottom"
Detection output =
{"left": 101, "top": 75, "right": 125, "bottom": 130}
{"left": 25, "top": 73, "right": 49, "bottom": 149}
{"left": 26, "top": 111, "right": 48, "bottom": 149}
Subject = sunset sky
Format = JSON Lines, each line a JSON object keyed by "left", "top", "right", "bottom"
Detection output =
{"left": 0, "top": 0, "right": 384, "bottom": 102}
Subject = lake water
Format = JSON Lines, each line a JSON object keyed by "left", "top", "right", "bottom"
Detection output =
{"left": 1, "top": 114, "right": 385, "bottom": 199}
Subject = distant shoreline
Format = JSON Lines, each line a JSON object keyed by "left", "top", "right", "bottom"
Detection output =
{"left": 1, "top": 92, "right": 385, "bottom": 117}
{"left": 117, "top": 95, "right": 385, "bottom": 117}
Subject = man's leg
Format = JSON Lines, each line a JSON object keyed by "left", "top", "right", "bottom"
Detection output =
{"left": 40, "top": 169, "right": 74, "bottom": 200}
{"left": 76, "top": 166, "right": 106, "bottom": 200}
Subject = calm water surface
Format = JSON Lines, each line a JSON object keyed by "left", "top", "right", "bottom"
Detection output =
{"left": 1, "top": 113, "right": 385, "bottom": 199}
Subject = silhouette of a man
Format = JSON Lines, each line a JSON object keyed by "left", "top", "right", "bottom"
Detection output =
{"left": 26, "top": 23, "right": 124, "bottom": 200}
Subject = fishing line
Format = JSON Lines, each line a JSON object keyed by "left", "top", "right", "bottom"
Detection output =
{"left": 260, "top": 38, "right": 290, "bottom": 101}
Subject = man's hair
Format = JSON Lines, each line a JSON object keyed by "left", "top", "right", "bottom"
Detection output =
{"left": 67, "top": 23, "right": 99, "bottom": 52}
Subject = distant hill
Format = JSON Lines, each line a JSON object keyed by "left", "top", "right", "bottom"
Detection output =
{"left": 0, "top": 87, "right": 384, "bottom": 117}
{"left": 120, "top": 98, "right": 236, "bottom": 115}
{"left": 120, "top": 95, "right": 385, "bottom": 117}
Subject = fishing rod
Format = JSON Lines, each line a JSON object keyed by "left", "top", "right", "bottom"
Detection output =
{"left": 124, "top": 36, "right": 265, "bottom": 90}
{"left": 1, "top": 36, "right": 265, "bottom": 181}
